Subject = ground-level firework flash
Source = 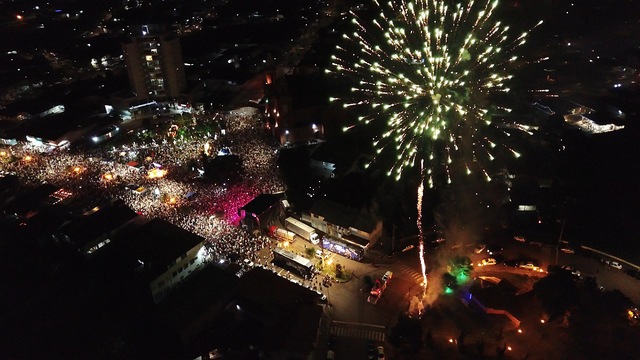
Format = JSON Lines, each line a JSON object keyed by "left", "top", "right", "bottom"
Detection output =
{"left": 417, "top": 161, "right": 428, "bottom": 294}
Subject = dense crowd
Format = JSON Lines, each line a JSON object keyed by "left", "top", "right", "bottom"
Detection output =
{"left": 0, "top": 107, "right": 285, "bottom": 264}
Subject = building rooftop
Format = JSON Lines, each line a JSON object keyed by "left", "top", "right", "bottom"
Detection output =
{"left": 109, "top": 217, "right": 204, "bottom": 280}
{"left": 233, "top": 268, "right": 322, "bottom": 355}
{"left": 309, "top": 141, "right": 361, "bottom": 175}
{"left": 310, "top": 197, "right": 379, "bottom": 233}
{"left": 58, "top": 199, "right": 138, "bottom": 250}
{"left": 2, "top": 183, "right": 58, "bottom": 217}
{"left": 240, "top": 192, "right": 284, "bottom": 216}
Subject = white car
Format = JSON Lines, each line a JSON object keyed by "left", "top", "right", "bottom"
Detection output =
{"left": 560, "top": 247, "right": 575, "bottom": 254}
{"left": 478, "top": 258, "right": 497, "bottom": 267}
{"left": 608, "top": 261, "right": 623, "bottom": 270}
{"left": 519, "top": 262, "right": 542, "bottom": 272}
{"left": 382, "top": 271, "right": 393, "bottom": 284}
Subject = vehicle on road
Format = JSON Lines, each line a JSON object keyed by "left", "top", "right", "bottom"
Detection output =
{"left": 514, "top": 236, "right": 526, "bottom": 243}
{"left": 607, "top": 261, "right": 623, "bottom": 270}
{"left": 561, "top": 265, "right": 581, "bottom": 278}
{"left": 269, "top": 226, "right": 296, "bottom": 242}
{"left": 382, "top": 271, "right": 393, "bottom": 284}
{"left": 285, "top": 217, "right": 319, "bottom": 244}
{"left": 402, "top": 244, "right": 415, "bottom": 252}
{"left": 326, "top": 349, "right": 335, "bottom": 360}
{"left": 519, "top": 262, "right": 542, "bottom": 272}
{"left": 474, "top": 244, "right": 486, "bottom": 254}
{"left": 478, "top": 257, "right": 497, "bottom": 267}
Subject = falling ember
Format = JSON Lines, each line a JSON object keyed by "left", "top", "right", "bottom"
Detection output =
{"left": 417, "top": 161, "right": 428, "bottom": 293}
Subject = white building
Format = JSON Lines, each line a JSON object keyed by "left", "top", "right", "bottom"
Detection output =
{"left": 119, "top": 218, "right": 207, "bottom": 303}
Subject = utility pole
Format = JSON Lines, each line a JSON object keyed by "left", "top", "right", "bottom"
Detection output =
{"left": 556, "top": 218, "right": 566, "bottom": 266}
{"left": 392, "top": 224, "right": 396, "bottom": 253}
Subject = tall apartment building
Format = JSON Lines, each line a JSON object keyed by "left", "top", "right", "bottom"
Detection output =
{"left": 122, "top": 24, "right": 186, "bottom": 101}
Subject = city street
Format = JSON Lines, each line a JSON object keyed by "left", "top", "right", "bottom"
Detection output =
{"left": 272, "top": 233, "right": 640, "bottom": 359}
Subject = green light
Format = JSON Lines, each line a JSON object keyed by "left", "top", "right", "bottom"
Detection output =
{"left": 444, "top": 287, "right": 453, "bottom": 294}
{"left": 456, "top": 273, "right": 469, "bottom": 284}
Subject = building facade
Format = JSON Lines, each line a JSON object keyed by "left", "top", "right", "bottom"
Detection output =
{"left": 122, "top": 24, "right": 186, "bottom": 101}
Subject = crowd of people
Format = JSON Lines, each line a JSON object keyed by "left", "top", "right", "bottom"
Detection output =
{"left": 0, "top": 107, "right": 286, "bottom": 267}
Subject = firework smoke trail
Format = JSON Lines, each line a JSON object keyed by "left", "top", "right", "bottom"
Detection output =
{"left": 417, "top": 161, "right": 428, "bottom": 293}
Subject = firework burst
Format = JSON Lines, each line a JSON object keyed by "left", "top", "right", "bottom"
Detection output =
{"left": 328, "top": 0, "right": 541, "bottom": 187}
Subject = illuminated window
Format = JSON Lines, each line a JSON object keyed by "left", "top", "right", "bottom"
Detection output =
{"left": 145, "top": 55, "right": 153, "bottom": 61}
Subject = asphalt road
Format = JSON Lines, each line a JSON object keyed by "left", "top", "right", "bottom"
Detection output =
{"left": 265, "top": 234, "right": 640, "bottom": 360}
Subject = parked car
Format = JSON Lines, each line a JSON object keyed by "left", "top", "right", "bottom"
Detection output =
{"left": 382, "top": 271, "right": 393, "bottom": 284}
{"left": 478, "top": 257, "right": 497, "bottom": 267}
{"left": 326, "top": 349, "right": 335, "bottom": 360}
{"left": 561, "top": 265, "right": 581, "bottom": 278}
{"left": 607, "top": 261, "right": 623, "bottom": 270}
{"left": 519, "top": 262, "right": 542, "bottom": 272}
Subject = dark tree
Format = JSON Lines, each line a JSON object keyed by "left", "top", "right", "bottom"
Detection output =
{"left": 533, "top": 266, "right": 579, "bottom": 319}
{"left": 449, "top": 256, "right": 473, "bottom": 285}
